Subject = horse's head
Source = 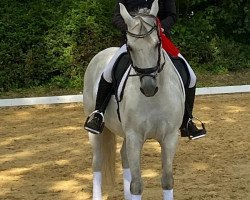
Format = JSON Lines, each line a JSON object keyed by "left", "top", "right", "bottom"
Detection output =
{"left": 119, "top": 0, "right": 164, "bottom": 97}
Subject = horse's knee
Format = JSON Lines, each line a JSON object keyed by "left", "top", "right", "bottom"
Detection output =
{"left": 130, "top": 179, "right": 143, "bottom": 195}
{"left": 161, "top": 173, "right": 174, "bottom": 190}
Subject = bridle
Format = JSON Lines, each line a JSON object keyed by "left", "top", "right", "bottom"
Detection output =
{"left": 126, "top": 14, "right": 165, "bottom": 78}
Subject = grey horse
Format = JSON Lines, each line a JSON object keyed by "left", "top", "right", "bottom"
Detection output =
{"left": 83, "top": 0, "right": 185, "bottom": 199}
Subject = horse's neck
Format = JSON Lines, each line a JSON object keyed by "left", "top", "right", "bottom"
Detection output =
{"left": 159, "top": 50, "right": 184, "bottom": 91}
{"left": 160, "top": 51, "right": 174, "bottom": 79}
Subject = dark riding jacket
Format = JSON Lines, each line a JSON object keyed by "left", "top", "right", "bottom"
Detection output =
{"left": 113, "top": 0, "right": 177, "bottom": 38}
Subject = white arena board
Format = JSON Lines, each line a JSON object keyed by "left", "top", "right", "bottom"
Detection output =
{"left": 0, "top": 85, "right": 249, "bottom": 107}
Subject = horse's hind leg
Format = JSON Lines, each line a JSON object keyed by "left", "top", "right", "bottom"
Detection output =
{"left": 89, "top": 127, "right": 116, "bottom": 200}
{"left": 160, "top": 132, "right": 178, "bottom": 200}
{"left": 88, "top": 133, "right": 103, "bottom": 200}
{"left": 120, "top": 139, "right": 132, "bottom": 200}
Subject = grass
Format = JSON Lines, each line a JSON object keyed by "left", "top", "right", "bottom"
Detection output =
{"left": 0, "top": 69, "right": 249, "bottom": 99}
{"left": 196, "top": 68, "right": 250, "bottom": 87}
{"left": 0, "top": 86, "right": 83, "bottom": 99}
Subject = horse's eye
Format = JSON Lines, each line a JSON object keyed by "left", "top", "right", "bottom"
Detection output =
{"left": 127, "top": 45, "right": 132, "bottom": 52}
{"left": 155, "top": 42, "right": 161, "bottom": 48}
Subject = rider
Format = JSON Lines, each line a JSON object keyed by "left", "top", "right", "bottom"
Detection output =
{"left": 84, "top": 0, "right": 206, "bottom": 139}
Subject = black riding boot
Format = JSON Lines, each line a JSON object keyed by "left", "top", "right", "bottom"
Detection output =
{"left": 84, "top": 75, "right": 113, "bottom": 134}
{"left": 180, "top": 85, "right": 206, "bottom": 140}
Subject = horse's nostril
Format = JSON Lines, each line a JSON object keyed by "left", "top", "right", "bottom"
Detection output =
{"left": 154, "top": 87, "right": 159, "bottom": 94}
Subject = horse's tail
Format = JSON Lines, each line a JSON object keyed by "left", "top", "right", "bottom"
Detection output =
{"left": 102, "top": 127, "right": 116, "bottom": 188}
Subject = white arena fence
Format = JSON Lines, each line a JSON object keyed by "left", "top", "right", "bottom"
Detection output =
{"left": 0, "top": 85, "right": 249, "bottom": 107}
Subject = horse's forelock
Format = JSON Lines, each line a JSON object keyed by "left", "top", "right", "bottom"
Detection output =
{"left": 134, "top": 13, "right": 156, "bottom": 34}
{"left": 138, "top": 8, "right": 150, "bottom": 15}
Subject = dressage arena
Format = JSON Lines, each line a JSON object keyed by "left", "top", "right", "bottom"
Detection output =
{"left": 1, "top": 93, "right": 249, "bottom": 200}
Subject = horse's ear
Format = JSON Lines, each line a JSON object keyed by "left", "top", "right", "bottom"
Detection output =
{"left": 149, "top": 0, "right": 159, "bottom": 17}
{"left": 119, "top": 3, "right": 133, "bottom": 27}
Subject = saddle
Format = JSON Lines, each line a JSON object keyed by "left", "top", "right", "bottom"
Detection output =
{"left": 168, "top": 55, "right": 190, "bottom": 88}
{"left": 111, "top": 53, "right": 131, "bottom": 100}
{"left": 111, "top": 53, "right": 131, "bottom": 121}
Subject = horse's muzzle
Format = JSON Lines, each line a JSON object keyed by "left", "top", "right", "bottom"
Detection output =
{"left": 140, "top": 76, "right": 158, "bottom": 97}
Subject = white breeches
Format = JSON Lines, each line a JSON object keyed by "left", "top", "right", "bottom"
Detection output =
{"left": 103, "top": 44, "right": 127, "bottom": 83}
{"left": 102, "top": 44, "right": 196, "bottom": 88}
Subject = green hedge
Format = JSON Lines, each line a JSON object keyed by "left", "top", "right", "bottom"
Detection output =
{"left": 173, "top": 0, "right": 250, "bottom": 73}
{"left": 0, "top": 0, "right": 120, "bottom": 91}
{"left": 0, "top": 0, "right": 249, "bottom": 92}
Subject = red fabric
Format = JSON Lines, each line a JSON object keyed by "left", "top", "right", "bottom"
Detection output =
{"left": 157, "top": 18, "right": 180, "bottom": 57}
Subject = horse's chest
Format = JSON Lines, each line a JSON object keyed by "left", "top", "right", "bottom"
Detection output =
{"left": 122, "top": 104, "right": 180, "bottom": 132}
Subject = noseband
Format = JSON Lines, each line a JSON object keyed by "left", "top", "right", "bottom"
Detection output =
{"left": 126, "top": 14, "right": 165, "bottom": 78}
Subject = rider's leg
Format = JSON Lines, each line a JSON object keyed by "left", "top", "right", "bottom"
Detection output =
{"left": 178, "top": 54, "right": 206, "bottom": 139}
{"left": 84, "top": 75, "right": 113, "bottom": 134}
{"left": 84, "top": 45, "right": 127, "bottom": 134}
{"left": 178, "top": 53, "right": 196, "bottom": 88}
{"left": 180, "top": 84, "right": 206, "bottom": 139}
{"left": 103, "top": 44, "right": 127, "bottom": 82}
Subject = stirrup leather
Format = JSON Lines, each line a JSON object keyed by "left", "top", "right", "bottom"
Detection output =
{"left": 187, "top": 117, "right": 206, "bottom": 140}
{"left": 84, "top": 110, "right": 105, "bottom": 134}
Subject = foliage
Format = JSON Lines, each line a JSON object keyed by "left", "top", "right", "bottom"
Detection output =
{"left": 0, "top": 0, "right": 249, "bottom": 92}
{"left": 173, "top": 0, "right": 249, "bottom": 73}
{"left": 0, "top": 0, "right": 120, "bottom": 91}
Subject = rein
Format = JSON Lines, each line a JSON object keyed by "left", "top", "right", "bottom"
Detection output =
{"left": 126, "top": 13, "right": 165, "bottom": 78}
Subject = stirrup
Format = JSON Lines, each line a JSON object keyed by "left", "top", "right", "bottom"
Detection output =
{"left": 84, "top": 110, "right": 105, "bottom": 134}
{"left": 187, "top": 117, "right": 207, "bottom": 140}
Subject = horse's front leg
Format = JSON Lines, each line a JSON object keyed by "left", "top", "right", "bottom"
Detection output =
{"left": 160, "top": 131, "right": 178, "bottom": 200}
{"left": 88, "top": 133, "right": 103, "bottom": 200}
{"left": 120, "top": 139, "right": 132, "bottom": 200}
{"left": 126, "top": 134, "right": 144, "bottom": 200}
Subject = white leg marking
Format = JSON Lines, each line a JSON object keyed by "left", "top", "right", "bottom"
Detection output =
{"left": 131, "top": 194, "right": 142, "bottom": 200}
{"left": 93, "top": 171, "right": 102, "bottom": 200}
{"left": 163, "top": 189, "right": 174, "bottom": 200}
{"left": 123, "top": 168, "right": 132, "bottom": 200}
